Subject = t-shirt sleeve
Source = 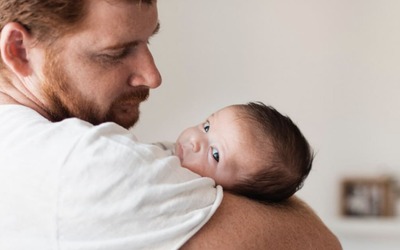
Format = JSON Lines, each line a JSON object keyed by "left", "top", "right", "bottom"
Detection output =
{"left": 57, "top": 123, "right": 223, "bottom": 250}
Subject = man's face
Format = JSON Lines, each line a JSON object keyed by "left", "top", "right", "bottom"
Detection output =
{"left": 40, "top": 0, "right": 161, "bottom": 129}
{"left": 175, "top": 106, "right": 264, "bottom": 188}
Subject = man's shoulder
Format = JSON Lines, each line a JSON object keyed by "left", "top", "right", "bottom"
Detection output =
{"left": 0, "top": 104, "right": 225, "bottom": 250}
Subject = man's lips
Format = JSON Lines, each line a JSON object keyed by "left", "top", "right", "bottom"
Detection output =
{"left": 116, "top": 102, "right": 140, "bottom": 113}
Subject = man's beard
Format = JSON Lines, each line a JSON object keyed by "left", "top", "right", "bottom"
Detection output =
{"left": 41, "top": 48, "right": 149, "bottom": 129}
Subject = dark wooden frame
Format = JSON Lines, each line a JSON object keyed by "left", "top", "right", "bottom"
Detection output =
{"left": 340, "top": 177, "right": 396, "bottom": 217}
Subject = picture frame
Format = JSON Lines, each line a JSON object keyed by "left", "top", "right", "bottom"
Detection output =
{"left": 340, "top": 177, "right": 396, "bottom": 217}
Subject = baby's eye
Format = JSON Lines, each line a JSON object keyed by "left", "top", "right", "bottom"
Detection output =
{"left": 211, "top": 147, "right": 219, "bottom": 162}
{"left": 203, "top": 121, "right": 210, "bottom": 132}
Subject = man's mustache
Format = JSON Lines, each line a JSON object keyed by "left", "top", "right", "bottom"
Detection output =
{"left": 116, "top": 88, "right": 150, "bottom": 104}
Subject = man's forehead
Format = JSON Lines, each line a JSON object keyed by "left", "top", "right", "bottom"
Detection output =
{"left": 88, "top": 0, "right": 155, "bottom": 5}
{"left": 75, "top": 0, "right": 158, "bottom": 47}
{"left": 84, "top": 0, "right": 157, "bottom": 24}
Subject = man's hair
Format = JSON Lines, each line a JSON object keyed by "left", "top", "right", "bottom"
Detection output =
{"left": 0, "top": 0, "right": 154, "bottom": 73}
{"left": 230, "top": 102, "right": 314, "bottom": 203}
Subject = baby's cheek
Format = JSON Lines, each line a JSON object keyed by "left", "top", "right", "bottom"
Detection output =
{"left": 183, "top": 161, "right": 204, "bottom": 176}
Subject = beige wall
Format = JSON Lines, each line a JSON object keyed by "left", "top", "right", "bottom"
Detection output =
{"left": 134, "top": 1, "right": 400, "bottom": 248}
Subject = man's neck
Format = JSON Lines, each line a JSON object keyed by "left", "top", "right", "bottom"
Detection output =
{"left": 0, "top": 79, "right": 52, "bottom": 120}
{"left": 0, "top": 91, "right": 18, "bottom": 105}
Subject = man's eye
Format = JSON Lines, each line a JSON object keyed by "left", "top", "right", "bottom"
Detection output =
{"left": 96, "top": 48, "right": 131, "bottom": 64}
{"left": 211, "top": 147, "right": 219, "bottom": 162}
{"left": 102, "top": 50, "right": 128, "bottom": 60}
{"left": 203, "top": 121, "right": 210, "bottom": 132}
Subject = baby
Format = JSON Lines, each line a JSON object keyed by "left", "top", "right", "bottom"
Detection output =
{"left": 155, "top": 102, "right": 314, "bottom": 202}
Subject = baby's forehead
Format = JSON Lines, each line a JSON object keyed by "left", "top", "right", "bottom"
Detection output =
{"left": 212, "top": 105, "right": 257, "bottom": 133}
{"left": 212, "top": 105, "right": 274, "bottom": 173}
{"left": 227, "top": 132, "right": 270, "bottom": 178}
{"left": 223, "top": 109, "right": 265, "bottom": 146}
{"left": 214, "top": 105, "right": 247, "bottom": 120}
{"left": 228, "top": 106, "right": 259, "bottom": 128}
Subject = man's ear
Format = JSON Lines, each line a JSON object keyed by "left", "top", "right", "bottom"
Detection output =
{"left": 0, "top": 22, "right": 33, "bottom": 77}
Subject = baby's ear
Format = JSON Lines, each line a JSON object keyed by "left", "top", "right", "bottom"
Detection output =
{"left": 0, "top": 22, "right": 33, "bottom": 77}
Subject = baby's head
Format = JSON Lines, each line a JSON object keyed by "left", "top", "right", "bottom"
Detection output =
{"left": 175, "top": 102, "right": 313, "bottom": 202}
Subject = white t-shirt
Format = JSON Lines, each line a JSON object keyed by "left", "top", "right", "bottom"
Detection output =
{"left": 0, "top": 105, "right": 223, "bottom": 250}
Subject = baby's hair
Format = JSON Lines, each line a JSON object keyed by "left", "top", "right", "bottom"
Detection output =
{"left": 229, "top": 102, "right": 314, "bottom": 203}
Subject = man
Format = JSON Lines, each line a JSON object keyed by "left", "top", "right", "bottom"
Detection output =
{"left": 0, "top": 0, "right": 341, "bottom": 249}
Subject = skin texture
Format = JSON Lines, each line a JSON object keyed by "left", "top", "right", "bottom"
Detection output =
{"left": 0, "top": 0, "right": 342, "bottom": 248}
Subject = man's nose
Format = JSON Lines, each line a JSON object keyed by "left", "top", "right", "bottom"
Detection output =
{"left": 129, "top": 46, "right": 162, "bottom": 89}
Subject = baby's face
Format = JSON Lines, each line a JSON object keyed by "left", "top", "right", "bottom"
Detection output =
{"left": 175, "top": 106, "right": 261, "bottom": 188}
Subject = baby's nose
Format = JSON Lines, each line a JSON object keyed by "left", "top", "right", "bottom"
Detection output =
{"left": 191, "top": 139, "right": 200, "bottom": 153}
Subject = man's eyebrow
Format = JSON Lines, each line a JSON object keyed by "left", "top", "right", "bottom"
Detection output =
{"left": 101, "top": 22, "right": 160, "bottom": 51}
